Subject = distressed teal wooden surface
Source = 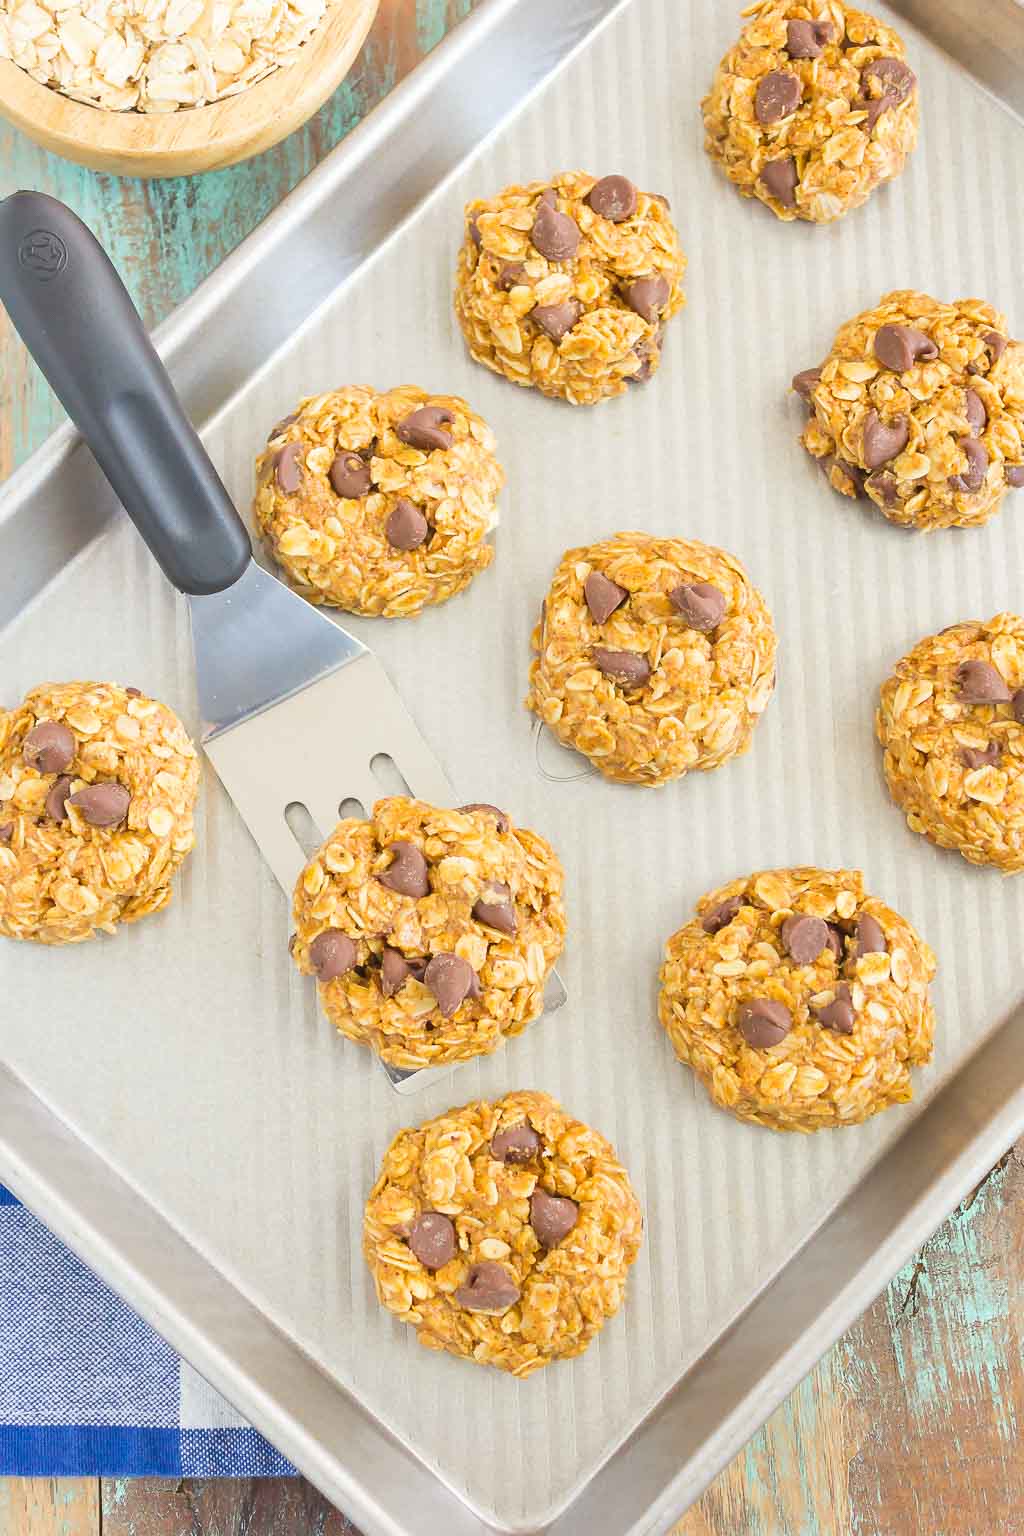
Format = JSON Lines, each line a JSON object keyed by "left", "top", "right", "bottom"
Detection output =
{"left": 2, "top": 2, "right": 1022, "bottom": 1529}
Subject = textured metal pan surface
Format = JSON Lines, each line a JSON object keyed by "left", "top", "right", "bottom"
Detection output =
{"left": 3, "top": 1, "right": 1024, "bottom": 1532}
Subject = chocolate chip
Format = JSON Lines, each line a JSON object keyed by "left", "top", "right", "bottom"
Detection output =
{"left": 786, "top": 17, "right": 833, "bottom": 56}
{"left": 407, "top": 1212, "right": 457, "bottom": 1270}
{"left": 381, "top": 945, "right": 424, "bottom": 997}
{"left": 458, "top": 803, "right": 510, "bottom": 832}
{"left": 125, "top": 687, "right": 142, "bottom": 698}
{"left": 584, "top": 571, "right": 628, "bottom": 624}
{"left": 702, "top": 895, "right": 742, "bottom": 934}
{"left": 396, "top": 406, "right": 454, "bottom": 453}
{"left": 539, "top": 188, "right": 557, "bottom": 207}
{"left": 964, "top": 389, "right": 987, "bottom": 435}
{"left": 472, "top": 881, "right": 517, "bottom": 935}
{"left": 825, "top": 922, "right": 845, "bottom": 960}
{"left": 424, "top": 953, "right": 476, "bottom": 1017}
{"left": 23, "top": 721, "right": 75, "bottom": 775}
{"left": 1014, "top": 688, "right": 1024, "bottom": 723}
{"left": 274, "top": 442, "right": 303, "bottom": 493}
{"left": 983, "top": 330, "right": 1007, "bottom": 366}
{"left": 385, "top": 499, "right": 429, "bottom": 551}
{"left": 755, "top": 69, "right": 802, "bottom": 125}
{"left": 862, "top": 409, "right": 909, "bottom": 469}
{"left": 792, "top": 366, "right": 821, "bottom": 400}
{"left": 630, "top": 333, "right": 660, "bottom": 383}
{"left": 329, "top": 452, "right": 372, "bottom": 498}
{"left": 855, "top": 914, "right": 887, "bottom": 956}
{"left": 592, "top": 648, "right": 651, "bottom": 688}
{"left": 759, "top": 156, "right": 798, "bottom": 207}
{"left": 498, "top": 261, "right": 528, "bottom": 291}
{"left": 624, "top": 275, "right": 669, "bottom": 324}
{"left": 814, "top": 983, "right": 854, "bottom": 1035}
{"left": 455, "top": 1262, "right": 520, "bottom": 1314}
{"left": 858, "top": 58, "right": 916, "bottom": 130}
{"left": 44, "top": 775, "right": 72, "bottom": 822}
{"left": 949, "top": 437, "right": 988, "bottom": 494}
{"left": 587, "top": 175, "right": 638, "bottom": 222}
{"left": 68, "top": 782, "right": 130, "bottom": 828}
{"left": 956, "top": 659, "right": 1012, "bottom": 704}
{"left": 873, "top": 324, "right": 937, "bottom": 373}
{"left": 468, "top": 216, "right": 482, "bottom": 249}
{"left": 379, "top": 841, "right": 430, "bottom": 897}
{"left": 736, "top": 998, "right": 792, "bottom": 1048}
{"left": 491, "top": 1123, "right": 542, "bottom": 1163}
{"left": 833, "top": 458, "right": 867, "bottom": 495}
{"left": 865, "top": 470, "right": 900, "bottom": 508}
{"left": 669, "top": 582, "right": 726, "bottom": 633}
{"left": 531, "top": 198, "right": 580, "bottom": 261}
{"left": 0, "top": 823, "right": 12, "bottom": 845}
{"left": 530, "top": 1188, "right": 579, "bottom": 1248}
{"left": 781, "top": 913, "right": 830, "bottom": 965}
{"left": 532, "top": 299, "right": 582, "bottom": 342}
{"left": 267, "top": 412, "right": 297, "bottom": 441}
{"left": 961, "top": 742, "right": 1001, "bottom": 770}
{"left": 1007, "top": 466, "right": 1024, "bottom": 488}
{"left": 309, "top": 929, "right": 357, "bottom": 981}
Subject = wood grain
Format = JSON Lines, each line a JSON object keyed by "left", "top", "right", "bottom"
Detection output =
{"left": 2, "top": 1, "right": 1023, "bottom": 1532}
{"left": 0, "top": 0, "right": 381, "bottom": 178}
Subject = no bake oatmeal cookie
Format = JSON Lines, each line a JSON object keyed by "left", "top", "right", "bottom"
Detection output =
{"left": 659, "top": 867, "right": 935, "bottom": 1132}
{"left": 795, "top": 291, "right": 1024, "bottom": 529}
{"left": 703, "top": 1, "right": 918, "bottom": 224}
{"left": 878, "top": 616, "right": 1024, "bottom": 872}
{"left": 290, "top": 798, "right": 565, "bottom": 1070}
{"left": 526, "top": 532, "right": 776, "bottom": 786}
{"left": 254, "top": 386, "right": 503, "bottom": 617}
{"left": 0, "top": 682, "right": 200, "bottom": 945}
{"left": 454, "top": 171, "right": 686, "bottom": 405}
{"left": 363, "top": 1090, "right": 643, "bottom": 1375}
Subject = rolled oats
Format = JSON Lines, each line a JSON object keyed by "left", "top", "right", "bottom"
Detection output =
{"left": 658, "top": 867, "right": 936, "bottom": 1131}
{"left": 526, "top": 532, "right": 777, "bottom": 786}
{"left": 796, "top": 291, "right": 1024, "bottom": 529}
{"left": 0, "top": 682, "right": 199, "bottom": 944}
{"left": 290, "top": 798, "right": 566, "bottom": 1069}
{"left": 363, "top": 1090, "right": 643, "bottom": 1375}
{"left": 252, "top": 386, "right": 503, "bottom": 618}
{"left": 877, "top": 615, "right": 1024, "bottom": 871}
{"left": 702, "top": 1, "right": 918, "bottom": 224}
{"left": 0, "top": 0, "right": 330, "bottom": 111}
{"left": 454, "top": 172, "right": 686, "bottom": 406}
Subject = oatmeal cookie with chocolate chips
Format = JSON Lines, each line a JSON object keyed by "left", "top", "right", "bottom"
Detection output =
{"left": 253, "top": 386, "right": 503, "bottom": 617}
{"left": 526, "top": 532, "right": 776, "bottom": 786}
{"left": 877, "top": 616, "right": 1024, "bottom": 871}
{"left": 290, "top": 798, "right": 566, "bottom": 1069}
{"left": 454, "top": 172, "right": 686, "bottom": 405}
{"left": 795, "top": 291, "right": 1024, "bottom": 529}
{"left": 659, "top": 868, "right": 936, "bottom": 1132}
{"left": 0, "top": 682, "right": 200, "bottom": 945}
{"left": 363, "top": 1090, "right": 642, "bottom": 1374}
{"left": 702, "top": 1, "right": 918, "bottom": 224}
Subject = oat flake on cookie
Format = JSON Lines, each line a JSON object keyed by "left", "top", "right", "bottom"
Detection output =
{"left": 0, "top": 0, "right": 329, "bottom": 111}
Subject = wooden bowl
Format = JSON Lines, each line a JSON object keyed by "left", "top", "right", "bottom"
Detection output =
{"left": 0, "top": 0, "right": 379, "bottom": 178}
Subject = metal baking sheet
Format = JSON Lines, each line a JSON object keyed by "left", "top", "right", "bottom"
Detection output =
{"left": 3, "top": 0, "right": 1024, "bottom": 1531}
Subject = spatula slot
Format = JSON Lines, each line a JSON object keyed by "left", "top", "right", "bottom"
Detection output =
{"left": 338, "top": 797, "right": 367, "bottom": 822}
{"left": 284, "top": 801, "right": 323, "bottom": 861}
{"left": 369, "top": 752, "right": 413, "bottom": 798}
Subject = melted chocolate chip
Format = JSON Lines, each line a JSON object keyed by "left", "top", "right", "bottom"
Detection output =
{"left": 68, "top": 782, "right": 130, "bottom": 827}
{"left": 379, "top": 841, "right": 430, "bottom": 898}
{"left": 964, "top": 389, "right": 987, "bottom": 435}
{"left": 584, "top": 571, "right": 628, "bottom": 624}
{"left": 472, "top": 881, "right": 517, "bottom": 935}
{"left": 668, "top": 582, "right": 726, "bottom": 632}
{"left": 497, "top": 261, "right": 529, "bottom": 291}
{"left": 624, "top": 275, "right": 669, "bottom": 324}
{"left": 329, "top": 452, "right": 372, "bottom": 498}
{"left": 44, "top": 775, "right": 72, "bottom": 823}
{"left": 873, "top": 324, "right": 937, "bottom": 373}
{"left": 781, "top": 913, "right": 830, "bottom": 965}
{"left": 530, "top": 1188, "right": 579, "bottom": 1248}
{"left": 274, "top": 442, "right": 303, "bottom": 493}
{"left": 792, "top": 366, "right": 822, "bottom": 400}
{"left": 309, "top": 929, "right": 357, "bottom": 981}
{"left": 957, "top": 659, "right": 1011, "bottom": 704}
{"left": 815, "top": 983, "right": 854, "bottom": 1034}
{"left": 702, "top": 895, "right": 742, "bottom": 934}
{"left": 396, "top": 406, "right": 454, "bottom": 452}
{"left": 736, "top": 998, "right": 792, "bottom": 1048}
{"left": 949, "top": 437, "right": 988, "bottom": 495}
{"left": 532, "top": 299, "right": 582, "bottom": 342}
{"left": 491, "top": 1123, "right": 542, "bottom": 1163}
{"left": 407, "top": 1212, "right": 457, "bottom": 1270}
{"left": 862, "top": 409, "right": 909, "bottom": 469}
{"left": 759, "top": 156, "right": 799, "bottom": 207}
{"left": 961, "top": 742, "right": 1001, "bottom": 771}
{"left": 592, "top": 648, "right": 651, "bottom": 688}
{"left": 755, "top": 69, "right": 802, "bottom": 124}
{"left": 854, "top": 914, "right": 887, "bottom": 957}
{"left": 531, "top": 197, "right": 580, "bottom": 261}
{"left": 786, "top": 17, "right": 833, "bottom": 57}
{"left": 455, "top": 1262, "right": 520, "bottom": 1314}
{"left": 424, "top": 953, "right": 477, "bottom": 1017}
{"left": 385, "top": 499, "right": 429, "bottom": 551}
{"left": 458, "top": 803, "right": 510, "bottom": 832}
{"left": 22, "top": 721, "right": 75, "bottom": 775}
{"left": 587, "top": 175, "right": 638, "bottom": 222}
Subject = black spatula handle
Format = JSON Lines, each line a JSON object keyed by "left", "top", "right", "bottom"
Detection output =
{"left": 0, "top": 191, "right": 250, "bottom": 596}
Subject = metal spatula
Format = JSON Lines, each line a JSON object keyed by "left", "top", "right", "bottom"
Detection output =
{"left": 0, "top": 192, "right": 564, "bottom": 1089}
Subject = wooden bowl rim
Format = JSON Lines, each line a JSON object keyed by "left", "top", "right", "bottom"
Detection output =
{"left": 0, "top": 0, "right": 377, "bottom": 163}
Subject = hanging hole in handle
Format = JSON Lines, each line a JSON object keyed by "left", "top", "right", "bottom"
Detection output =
{"left": 338, "top": 797, "right": 366, "bottom": 821}
{"left": 370, "top": 753, "right": 412, "bottom": 797}
{"left": 285, "top": 801, "right": 322, "bottom": 860}
{"left": 532, "top": 717, "right": 599, "bottom": 784}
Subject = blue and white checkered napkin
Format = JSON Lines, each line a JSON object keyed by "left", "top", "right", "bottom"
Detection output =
{"left": 0, "top": 1185, "right": 294, "bottom": 1477}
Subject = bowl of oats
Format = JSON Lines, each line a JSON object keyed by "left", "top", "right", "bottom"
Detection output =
{"left": 0, "top": 0, "right": 379, "bottom": 176}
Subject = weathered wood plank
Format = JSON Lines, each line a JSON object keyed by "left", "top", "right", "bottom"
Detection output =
{"left": 100, "top": 1476, "right": 358, "bottom": 1535}
{"left": 0, "top": 1477, "right": 100, "bottom": 1536}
